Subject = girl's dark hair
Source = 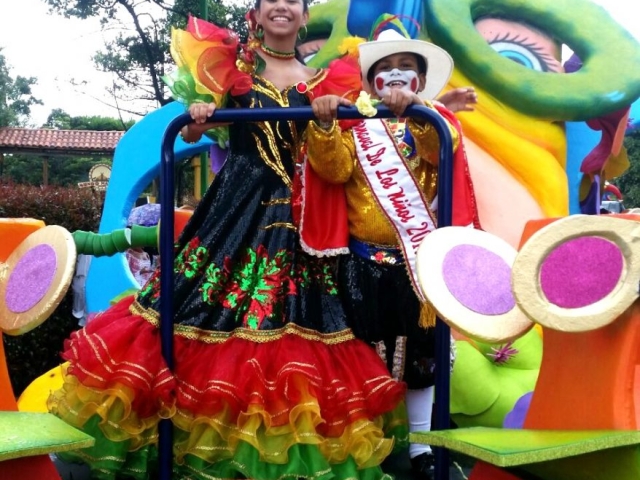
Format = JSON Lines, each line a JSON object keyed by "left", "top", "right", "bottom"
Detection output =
{"left": 254, "top": 0, "right": 309, "bottom": 12}
{"left": 366, "top": 53, "right": 428, "bottom": 83}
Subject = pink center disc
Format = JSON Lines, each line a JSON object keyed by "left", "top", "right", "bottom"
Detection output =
{"left": 540, "top": 236, "right": 623, "bottom": 309}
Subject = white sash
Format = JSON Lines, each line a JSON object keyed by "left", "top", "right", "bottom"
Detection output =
{"left": 352, "top": 119, "right": 437, "bottom": 301}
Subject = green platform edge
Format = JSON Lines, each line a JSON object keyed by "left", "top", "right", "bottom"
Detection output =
{"left": 410, "top": 428, "right": 640, "bottom": 467}
{"left": 0, "top": 411, "right": 94, "bottom": 461}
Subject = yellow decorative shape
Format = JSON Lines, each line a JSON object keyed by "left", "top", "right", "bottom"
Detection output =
{"left": 17, "top": 362, "right": 68, "bottom": 413}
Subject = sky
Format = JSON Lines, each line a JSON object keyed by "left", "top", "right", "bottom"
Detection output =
{"left": 0, "top": 0, "right": 639, "bottom": 127}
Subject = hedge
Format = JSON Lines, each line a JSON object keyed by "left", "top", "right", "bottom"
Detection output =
{"left": 1, "top": 183, "right": 103, "bottom": 396}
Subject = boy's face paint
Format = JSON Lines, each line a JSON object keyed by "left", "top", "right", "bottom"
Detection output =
{"left": 374, "top": 69, "right": 420, "bottom": 97}
{"left": 369, "top": 52, "right": 425, "bottom": 98}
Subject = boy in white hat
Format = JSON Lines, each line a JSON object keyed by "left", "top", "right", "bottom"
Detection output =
{"left": 305, "top": 26, "right": 478, "bottom": 480}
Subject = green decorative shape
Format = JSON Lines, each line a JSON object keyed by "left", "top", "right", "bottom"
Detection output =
{"left": 425, "top": 0, "right": 640, "bottom": 121}
{"left": 450, "top": 329, "right": 541, "bottom": 428}
{"left": 130, "top": 225, "right": 159, "bottom": 249}
{"left": 410, "top": 427, "right": 640, "bottom": 468}
{"left": 0, "top": 412, "right": 94, "bottom": 461}
{"left": 306, "top": 0, "right": 352, "bottom": 68}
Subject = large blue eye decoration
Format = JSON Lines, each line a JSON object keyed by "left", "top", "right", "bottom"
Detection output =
{"left": 488, "top": 32, "right": 558, "bottom": 72}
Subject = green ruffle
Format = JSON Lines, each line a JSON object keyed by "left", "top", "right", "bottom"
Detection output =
{"left": 55, "top": 413, "right": 407, "bottom": 480}
{"left": 176, "top": 441, "right": 394, "bottom": 480}
{"left": 55, "top": 416, "right": 158, "bottom": 480}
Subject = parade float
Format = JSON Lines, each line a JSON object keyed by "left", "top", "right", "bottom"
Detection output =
{"left": 1, "top": 0, "right": 640, "bottom": 478}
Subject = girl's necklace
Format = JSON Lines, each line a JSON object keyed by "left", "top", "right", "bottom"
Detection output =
{"left": 259, "top": 43, "right": 296, "bottom": 60}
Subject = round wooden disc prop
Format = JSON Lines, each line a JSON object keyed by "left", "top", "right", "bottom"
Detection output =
{"left": 416, "top": 226, "right": 533, "bottom": 343}
{"left": 0, "top": 225, "right": 76, "bottom": 335}
{"left": 512, "top": 215, "right": 639, "bottom": 332}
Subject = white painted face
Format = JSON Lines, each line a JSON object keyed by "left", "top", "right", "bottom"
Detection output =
{"left": 373, "top": 68, "right": 421, "bottom": 98}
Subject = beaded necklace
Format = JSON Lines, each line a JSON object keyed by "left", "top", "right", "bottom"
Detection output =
{"left": 259, "top": 43, "right": 296, "bottom": 60}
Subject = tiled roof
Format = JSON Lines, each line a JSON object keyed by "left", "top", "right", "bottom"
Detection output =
{"left": 0, "top": 127, "right": 125, "bottom": 156}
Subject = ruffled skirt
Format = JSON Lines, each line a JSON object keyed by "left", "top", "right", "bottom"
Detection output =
{"left": 48, "top": 296, "right": 407, "bottom": 480}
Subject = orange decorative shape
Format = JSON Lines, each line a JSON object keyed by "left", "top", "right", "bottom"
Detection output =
{"left": 174, "top": 208, "right": 194, "bottom": 241}
{"left": 0, "top": 218, "right": 45, "bottom": 262}
{"left": 524, "top": 300, "right": 640, "bottom": 430}
{"left": 520, "top": 215, "right": 640, "bottom": 431}
{"left": 0, "top": 336, "right": 16, "bottom": 411}
{"left": 0, "top": 220, "right": 62, "bottom": 477}
{"left": 0, "top": 218, "right": 46, "bottom": 411}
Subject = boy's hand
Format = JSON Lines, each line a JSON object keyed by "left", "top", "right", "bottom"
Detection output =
{"left": 381, "top": 89, "right": 422, "bottom": 117}
{"left": 312, "top": 95, "right": 353, "bottom": 125}
{"left": 437, "top": 87, "right": 477, "bottom": 113}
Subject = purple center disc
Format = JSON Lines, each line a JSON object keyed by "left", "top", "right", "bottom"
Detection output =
{"left": 442, "top": 244, "right": 515, "bottom": 315}
{"left": 5, "top": 244, "right": 57, "bottom": 313}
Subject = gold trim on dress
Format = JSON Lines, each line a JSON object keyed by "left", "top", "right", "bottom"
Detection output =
{"left": 261, "top": 198, "right": 291, "bottom": 206}
{"left": 262, "top": 222, "right": 297, "bottom": 231}
{"left": 130, "top": 300, "right": 356, "bottom": 345}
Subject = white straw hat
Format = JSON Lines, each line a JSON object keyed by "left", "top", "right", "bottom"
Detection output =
{"left": 358, "top": 28, "right": 454, "bottom": 100}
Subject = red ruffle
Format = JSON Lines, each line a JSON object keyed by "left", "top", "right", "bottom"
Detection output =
{"left": 171, "top": 328, "right": 404, "bottom": 438}
{"left": 186, "top": 16, "right": 252, "bottom": 97}
{"left": 62, "top": 296, "right": 405, "bottom": 438}
{"left": 62, "top": 296, "right": 175, "bottom": 419}
{"left": 310, "top": 56, "right": 361, "bottom": 102}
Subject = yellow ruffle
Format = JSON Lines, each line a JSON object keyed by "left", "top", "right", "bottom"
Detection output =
{"left": 172, "top": 374, "right": 394, "bottom": 468}
{"left": 47, "top": 372, "right": 175, "bottom": 450}
{"left": 170, "top": 27, "right": 224, "bottom": 105}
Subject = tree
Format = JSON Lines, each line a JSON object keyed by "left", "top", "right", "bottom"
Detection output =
{"left": 612, "top": 129, "right": 640, "bottom": 208}
{"left": 0, "top": 50, "right": 42, "bottom": 127}
{"left": 43, "top": 108, "right": 134, "bottom": 131}
{"left": 42, "top": 0, "right": 251, "bottom": 116}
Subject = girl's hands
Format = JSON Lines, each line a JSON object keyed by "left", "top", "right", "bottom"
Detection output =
{"left": 437, "top": 87, "right": 477, "bottom": 113}
{"left": 180, "top": 102, "right": 219, "bottom": 143}
{"left": 312, "top": 95, "right": 353, "bottom": 125}
{"left": 189, "top": 102, "right": 217, "bottom": 124}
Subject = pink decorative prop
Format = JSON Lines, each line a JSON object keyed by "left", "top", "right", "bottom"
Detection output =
{"left": 442, "top": 245, "right": 515, "bottom": 315}
{"left": 540, "top": 236, "right": 623, "bottom": 308}
{"left": 5, "top": 244, "right": 57, "bottom": 313}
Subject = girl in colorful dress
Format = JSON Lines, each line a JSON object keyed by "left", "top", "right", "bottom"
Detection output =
{"left": 48, "top": 1, "right": 406, "bottom": 479}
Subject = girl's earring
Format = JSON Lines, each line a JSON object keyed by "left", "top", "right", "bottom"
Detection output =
{"left": 255, "top": 24, "right": 264, "bottom": 40}
{"left": 297, "top": 24, "right": 308, "bottom": 41}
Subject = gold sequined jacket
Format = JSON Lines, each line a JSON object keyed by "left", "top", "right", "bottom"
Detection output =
{"left": 306, "top": 111, "right": 459, "bottom": 246}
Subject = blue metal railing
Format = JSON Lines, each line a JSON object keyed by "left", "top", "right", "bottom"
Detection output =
{"left": 158, "top": 105, "right": 453, "bottom": 480}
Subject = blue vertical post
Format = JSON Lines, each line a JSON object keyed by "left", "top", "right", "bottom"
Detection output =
{"left": 159, "top": 105, "right": 453, "bottom": 480}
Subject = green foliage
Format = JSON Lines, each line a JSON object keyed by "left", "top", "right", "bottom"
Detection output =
{"left": 611, "top": 129, "right": 640, "bottom": 208}
{"left": 0, "top": 183, "right": 103, "bottom": 229}
{"left": 3, "top": 295, "right": 78, "bottom": 396}
{"left": 0, "top": 50, "right": 42, "bottom": 127}
{"left": 43, "top": 108, "right": 134, "bottom": 130}
{"left": 0, "top": 183, "right": 103, "bottom": 396}
{"left": 2, "top": 154, "right": 112, "bottom": 187}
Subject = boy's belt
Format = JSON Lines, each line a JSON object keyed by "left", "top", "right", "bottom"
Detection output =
{"left": 349, "top": 238, "right": 404, "bottom": 266}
